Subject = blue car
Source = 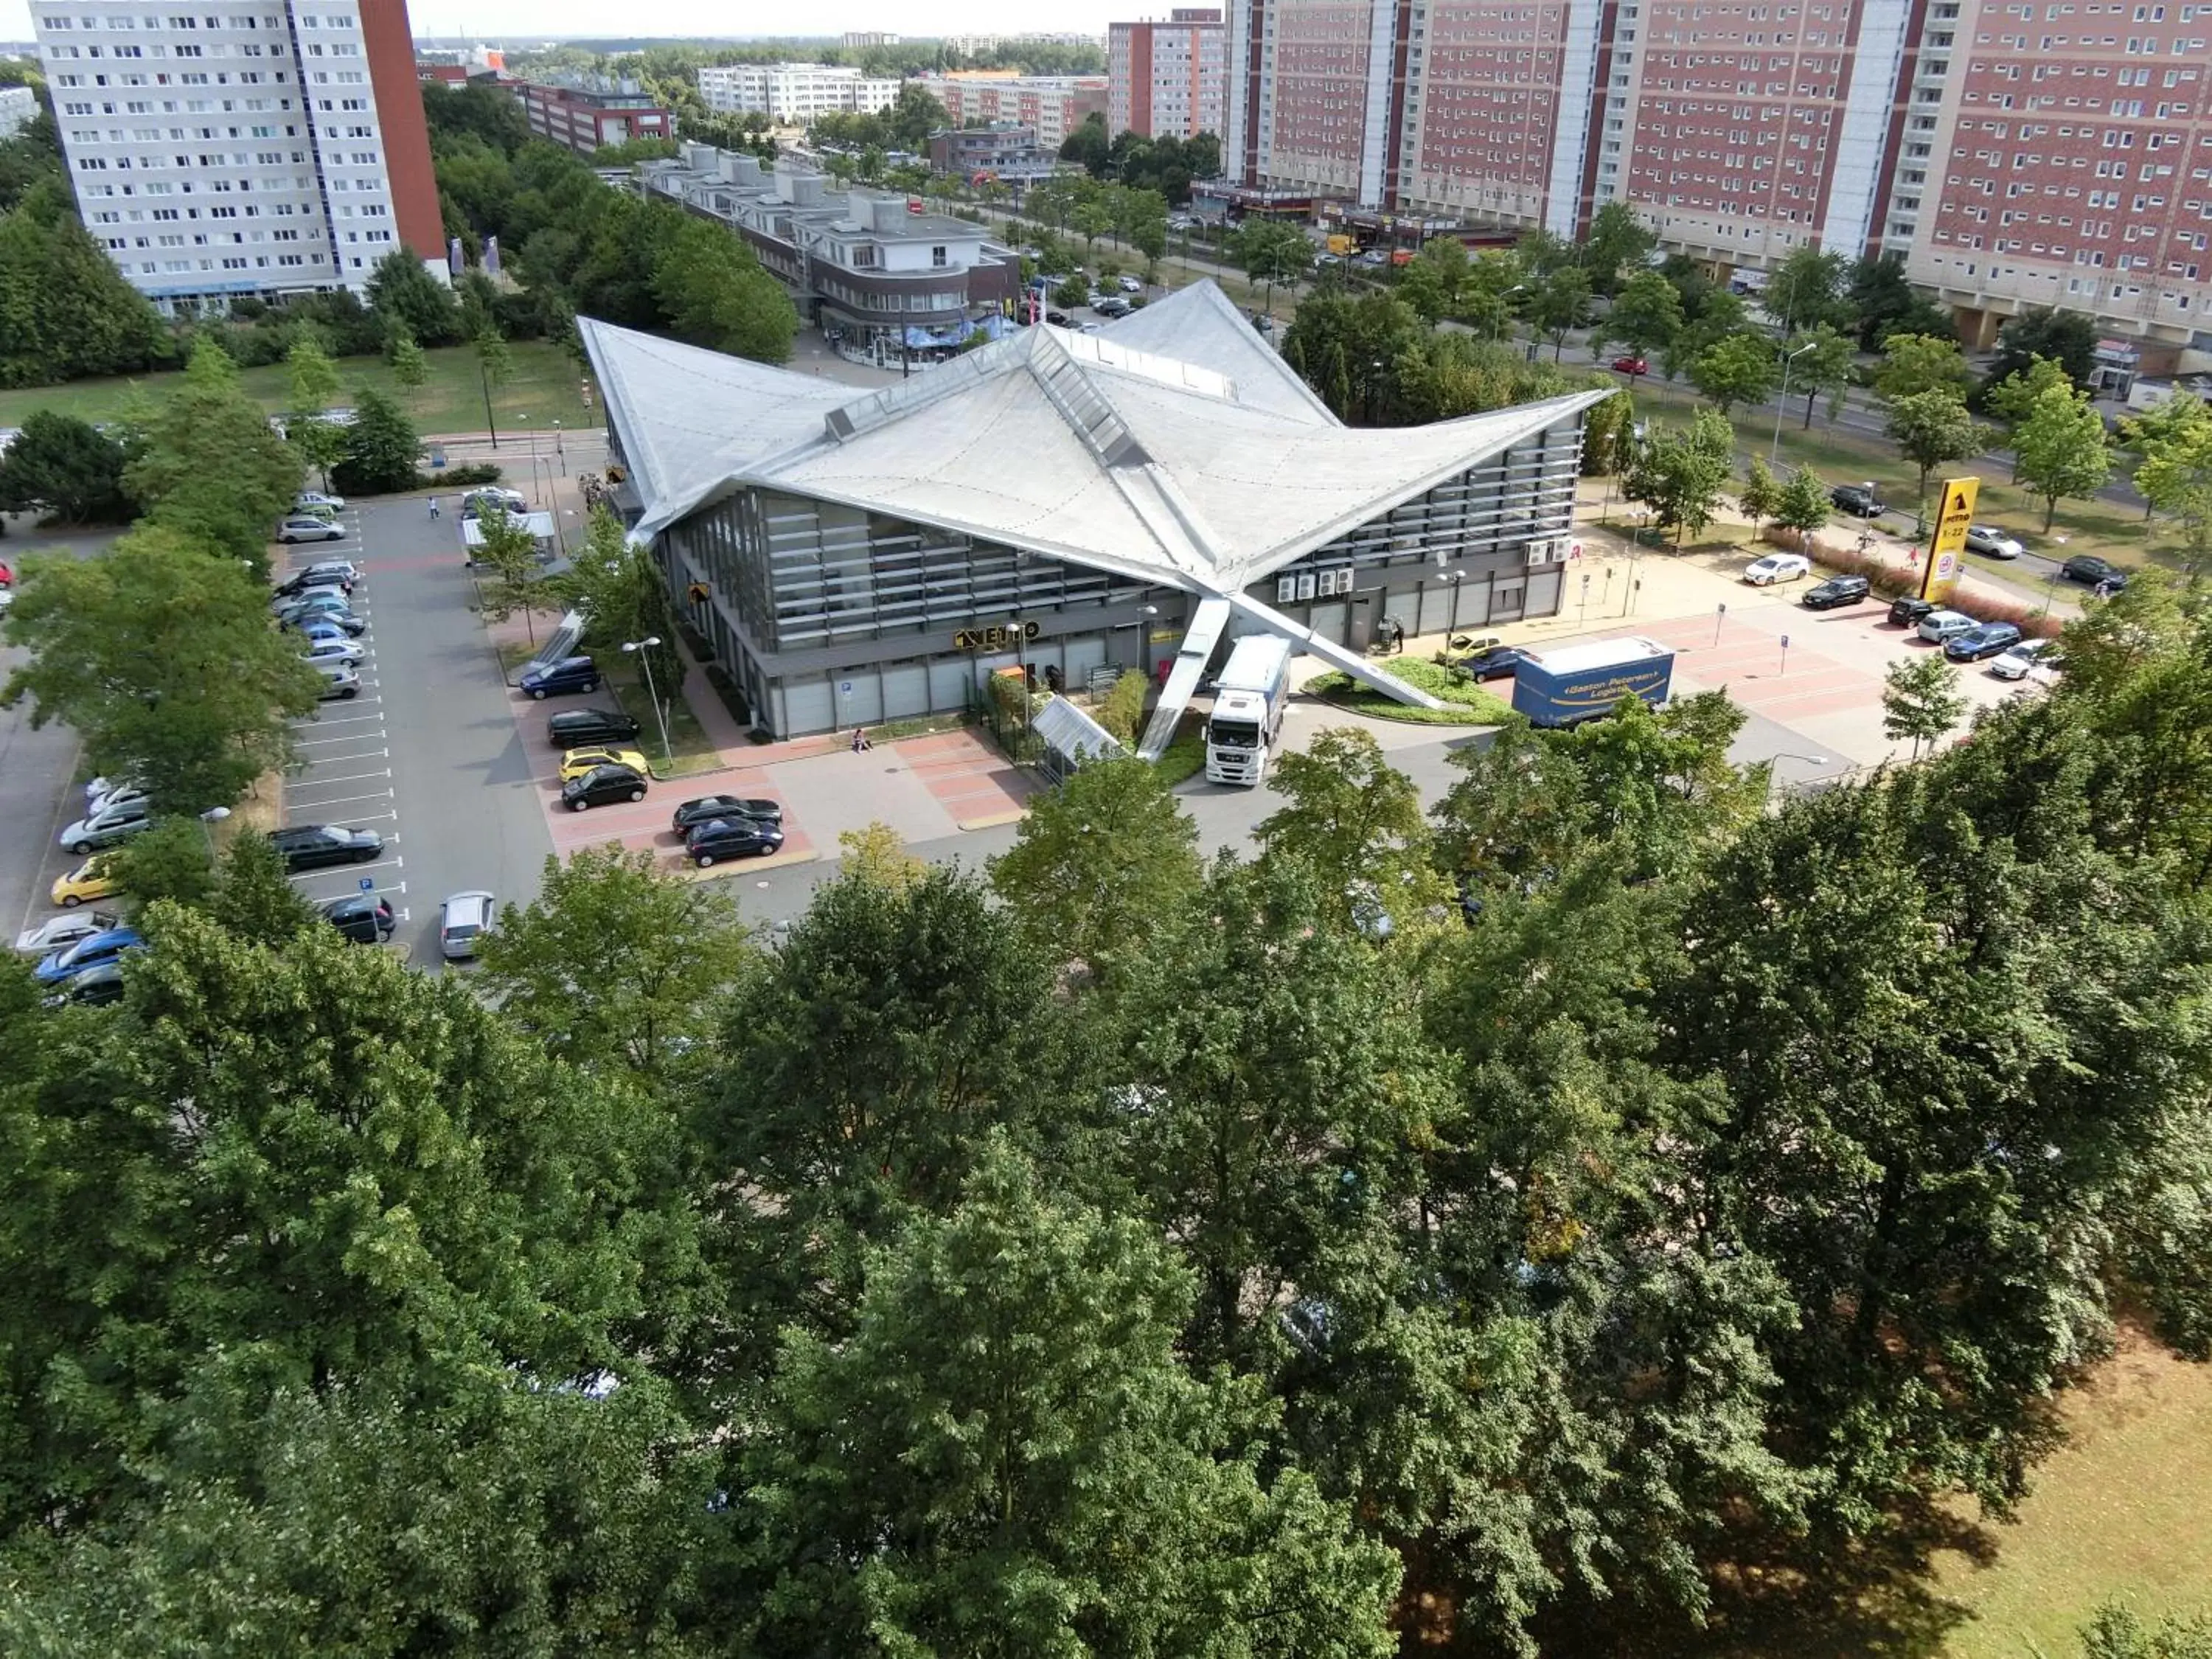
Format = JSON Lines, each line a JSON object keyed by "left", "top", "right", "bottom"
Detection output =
{"left": 518, "top": 655, "right": 599, "bottom": 700}
{"left": 1944, "top": 622, "right": 2025, "bottom": 662}
{"left": 32, "top": 925, "right": 144, "bottom": 985}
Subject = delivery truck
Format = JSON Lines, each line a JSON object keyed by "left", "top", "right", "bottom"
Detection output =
{"left": 1509, "top": 636, "right": 1674, "bottom": 727}
{"left": 1204, "top": 634, "right": 1295, "bottom": 785}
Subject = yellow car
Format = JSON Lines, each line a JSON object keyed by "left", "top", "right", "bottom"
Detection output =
{"left": 557, "top": 745, "right": 647, "bottom": 783}
{"left": 52, "top": 856, "right": 121, "bottom": 908}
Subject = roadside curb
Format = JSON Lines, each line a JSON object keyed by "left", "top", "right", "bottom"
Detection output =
{"left": 955, "top": 808, "right": 1028, "bottom": 831}
{"left": 667, "top": 846, "right": 819, "bottom": 883}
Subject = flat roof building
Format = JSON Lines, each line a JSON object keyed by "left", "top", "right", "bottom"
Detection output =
{"left": 580, "top": 280, "right": 1600, "bottom": 745}
{"left": 635, "top": 143, "right": 1022, "bottom": 366}
{"left": 917, "top": 72, "right": 1110, "bottom": 150}
{"left": 32, "top": 0, "right": 446, "bottom": 313}
{"left": 516, "top": 77, "right": 670, "bottom": 156}
{"left": 697, "top": 62, "right": 902, "bottom": 125}
{"left": 1110, "top": 9, "right": 1228, "bottom": 140}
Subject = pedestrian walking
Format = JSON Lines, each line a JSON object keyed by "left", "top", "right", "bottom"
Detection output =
{"left": 428, "top": 495, "right": 441, "bottom": 521}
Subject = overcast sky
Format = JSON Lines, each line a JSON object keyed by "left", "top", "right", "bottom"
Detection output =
{"left": 1, "top": 1, "right": 1119, "bottom": 44}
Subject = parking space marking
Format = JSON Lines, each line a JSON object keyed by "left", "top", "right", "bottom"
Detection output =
{"left": 286, "top": 766, "right": 392, "bottom": 786}
{"left": 284, "top": 854, "right": 403, "bottom": 882}
{"left": 293, "top": 713, "right": 383, "bottom": 731}
{"left": 288, "top": 789, "right": 396, "bottom": 810}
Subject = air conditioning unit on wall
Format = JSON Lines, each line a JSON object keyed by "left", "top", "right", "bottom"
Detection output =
{"left": 1526, "top": 538, "right": 1567, "bottom": 567}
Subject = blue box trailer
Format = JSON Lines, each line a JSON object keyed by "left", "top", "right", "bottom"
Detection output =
{"left": 1510, "top": 636, "right": 1676, "bottom": 727}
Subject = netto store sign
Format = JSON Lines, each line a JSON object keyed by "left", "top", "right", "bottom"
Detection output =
{"left": 953, "top": 620, "right": 1043, "bottom": 652}
{"left": 1920, "top": 476, "right": 1980, "bottom": 606}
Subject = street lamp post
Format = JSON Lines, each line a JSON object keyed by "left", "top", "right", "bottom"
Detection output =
{"left": 1765, "top": 751, "right": 1830, "bottom": 807}
{"left": 622, "top": 637, "right": 671, "bottom": 762}
{"left": 198, "top": 805, "right": 231, "bottom": 860}
{"left": 1771, "top": 340, "right": 1817, "bottom": 466}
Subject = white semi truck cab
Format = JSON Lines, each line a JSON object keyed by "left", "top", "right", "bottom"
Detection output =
{"left": 1204, "top": 634, "right": 1295, "bottom": 786}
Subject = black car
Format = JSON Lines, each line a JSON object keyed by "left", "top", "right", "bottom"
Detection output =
{"left": 275, "top": 563, "right": 355, "bottom": 598}
{"left": 278, "top": 604, "right": 368, "bottom": 635}
{"left": 2061, "top": 554, "right": 2129, "bottom": 591}
{"left": 561, "top": 763, "right": 647, "bottom": 811}
{"left": 1944, "top": 622, "right": 2025, "bottom": 662}
{"left": 520, "top": 655, "right": 600, "bottom": 700}
{"left": 685, "top": 817, "right": 785, "bottom": 866}
{"left": 1888, "top": 596, "right": 1938, "bottom": 628}
{"left": 546, "top": 707, "right": 643, "bottom": 748}
{"left": 671, "top": 793, "right": 785, "bottom": 834}
{"left": 1831, "top": 483, "right": 1886, "bottom": 517}
{"left": 1802, "top": 574, "right": 1871, "bottom": 611}
{"left": 271, "top": 824, "right": 385, "bottom": 871}
{"left": 321, "top": 893, "right": 396, "bottom": 944}
{"left": 1044, "top": 309, "right": 1073, "bottom": 327}
{"left": 1453, "top": 645, "right": 1531, "bottom": 682}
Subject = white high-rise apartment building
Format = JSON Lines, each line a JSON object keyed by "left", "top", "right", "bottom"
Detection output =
{"left": 32, "top": 0, "right": 446, "bottom": 314}
{"left": 696, "top": 62, "right": 902, "bottom": 125}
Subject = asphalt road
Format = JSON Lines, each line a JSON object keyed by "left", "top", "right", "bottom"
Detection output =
{"left": 279, "top": 497, "right": 552, "bottom": 965}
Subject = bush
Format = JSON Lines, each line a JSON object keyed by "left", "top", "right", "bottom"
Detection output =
{"left": 425, "top": 462, "right": 503, "bottom": 487}
{"left": 1097, "top": 669, "right": 1148, "bottom": 744}
{"left": 1764, "top": 526, "right": 2063, "bottom": 639}
{"left": 1304, "top": 655, "right": 1517, "bottom": 725}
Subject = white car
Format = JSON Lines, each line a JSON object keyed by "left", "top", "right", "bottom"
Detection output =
{"left": 439, "top": 890, "right": 495, "bottom": 961}
{"left": 1964, "top": 523, "right": 2025, "bottom": 559}
{"left": 276, "top": 515, "right": 347, "bottom": 543}
{"left": 294, "top": 491, "right": 347, "bottom": 512}
{"left": 302, "top": 636, "right": 366, "bottom": 669}
{"left": 1116, "top": 274, "right": 1142, "bottom": 293}
{"left": 86, "top": 782, "right": 150, "bottom": 818}
{"left": 1743, "top": 552, "right": 1812, "bottom": 585}
{"left": 15, "top": 909, "right": 119, "bottom": 956}
{"left": 1989, "top": 638, "right": 2062, "bottom": 680}
{"left": 1917, "top": 608, "right": 1980, "bottom": 644}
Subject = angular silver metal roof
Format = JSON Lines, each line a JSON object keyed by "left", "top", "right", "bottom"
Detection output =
{"left": 580, "top": 282, "right": 1608, "bottom": 739}
{"left": 578, "top": 282, "right": 1607, "bottom": 594}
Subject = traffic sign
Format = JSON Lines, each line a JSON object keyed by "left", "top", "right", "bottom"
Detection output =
{"left": 359, "top": 877, "right": 374, "bottom": 891}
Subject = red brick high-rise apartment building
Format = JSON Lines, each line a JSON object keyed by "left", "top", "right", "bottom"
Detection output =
{"left": 1110, "top": 9, "right": 1229, "bottom": 139}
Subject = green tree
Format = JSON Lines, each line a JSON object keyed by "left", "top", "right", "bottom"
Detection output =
{"left": 1761, "top": 243, "right": 1849, "bottom": 335}
{"left": 1528, "top": 262, "right": 1592, "bottom": 360}
{"left": 989, "top": 754, "right": 1203, "bottom": 987}
{"left": 1980, "top": 305, "right": 2100, "bottom": 400}
{"left": 1058, "top": 110, "right": 1111, "bottom": 175}
{"left": 386, "top": 325, "right": 429, "bottom": 389}
{"left": 365, "top": 246, "right": 463, "bottom": 346}
{"left": 1737, "top": 453, "right": 1780, "bottom": 535}
{"left": 106, "top": 817, "right": 218, "bottom": 911}
{"left": 1599, "top": 268, "right": 1685, "bottom": 365}
{"left": 650, "top": 214, "right": 798, "bottom": 364}
{"left": 2129, "top": 395, "right": 2212, "bottom": 565}
{"left": 2013, "top": 380, "right": 2113, "bottom": 531}
{"left": 0, "top": 182, "right": 166, "bottom": 387}
{"left": 1984, "top": 353, "right": 2074, "bottom": 479}
{"left": 1576, "top": 199, "right": 1656, "bottom": 296}
{"left": 550, "top": 505, "right": 680, "bottom": 692}
{"left": 470, "top": 503, "right": 546, "bottom": 644}
{"left": 1096, "top": 667, "right": 1148, "bottom": 743}
{"left": 1874, "top": 332, "right": 1972, "bottom": 402}
{"left": 1395, "top": 234, "right": 1473, "bottom": 324}
{"left": 1688, "top": 330, "right": 1780, "bottom": 415}
{"left": 1848, "top": 249, "right": 1955, "bottom": 349}
{"left": 737, "top": 1139, "right": 1399, "bottom": 1658}
{"left": 0, "top": 409, "right": 133, "bottom": 524}
{"left": 330, "top": 386, "right": 420, "bottom": 496}
{"left": 1880, "top": 652, "right": 1969, "bottom": 757}
{"left": 1884, "top": 387, "right": 1981, "bottom": 507}
{"left": 477, "top": 844, "right": 756, "bottom": 1084}
{"left": 123, "top": 338, "right": 303, "bottom": 568}
{"left": 1256, "top": 726, "right": 1444, "bottom": 933}
{"left": 2073, "top": 1601, "right": 2212, "bottom": 1659}
{"left": 285, "top": 333, "right": 341, "bottom": 420}
{"left": 1624, "top": 408, "right": 1735, "bottom": 544}
{"left": 205, "top": 830, "right": 321, "bottom": 946}
{"left": 1231, "top": 218, "right": 1314, "bottom": 313}
{"left": 0, "top": 526, "right": 322, "bottom": 810}
{"left": 1773, "top": 462, "right": 1833, "bottom": 540}
{"left": 1784, "top": 322, "right": 1855, "bottom": 428}
{"left": 1051, "top": 274, "right": 1088, "bottom": 311}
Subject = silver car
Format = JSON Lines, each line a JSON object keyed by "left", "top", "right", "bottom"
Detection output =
{"left": 1917, "top": 608, "right": 1979, "bottom": 644}
{"left": 438, "top": 890, "right": 494, "bottom": 961}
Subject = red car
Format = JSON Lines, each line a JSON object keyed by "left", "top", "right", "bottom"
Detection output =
{"left": 1611, "top": 355, "right": 1648, "bottom": 377}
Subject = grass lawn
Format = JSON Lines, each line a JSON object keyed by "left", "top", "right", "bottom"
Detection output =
{"left": 0, "top": 339, "right": 594, "bottom": 439}
{"left": 1302, "top": 655, "right": 1516, "bottom": 726}
{"left": 1930, "top": 1330, "right": 2212, "bottom": 1659}
{"left": 599, "top": 655, "right": 725, "bottom": 779}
